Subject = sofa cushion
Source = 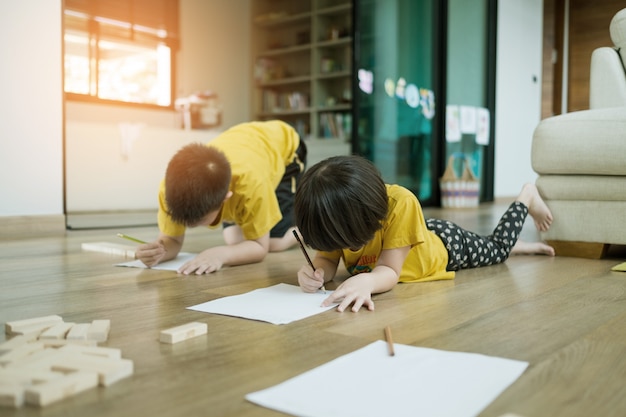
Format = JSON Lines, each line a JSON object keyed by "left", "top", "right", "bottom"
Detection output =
{"left": 532, "top": 107, "right": 626, "bottom": 175}
{"left": 539, "top": 200, "right": 626, "bottom": 245}
{"left": 536, "top": 175, "right": 626, "bottom": 201}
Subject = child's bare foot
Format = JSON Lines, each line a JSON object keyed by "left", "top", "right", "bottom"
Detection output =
{"left": 516, "top": 183, "right": 553, "bottom": 232}
{"left": 511, "top": 240, "right": 555, "bottom": 256}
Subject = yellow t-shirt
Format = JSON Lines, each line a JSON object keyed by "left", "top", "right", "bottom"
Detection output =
{"left": 158, "top": 120, "right": 300, "bottom": 240}
{"left": 318, "top": 184, "right": 454, "bottom": 282}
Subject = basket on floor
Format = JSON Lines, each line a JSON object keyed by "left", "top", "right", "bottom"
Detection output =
{"left": 439, "top": 154, "right": 480, "bottom": 208}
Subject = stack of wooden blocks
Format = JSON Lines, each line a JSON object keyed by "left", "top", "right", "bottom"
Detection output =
{"left": 0, "top": 315, "right": 133, "bottom": 408}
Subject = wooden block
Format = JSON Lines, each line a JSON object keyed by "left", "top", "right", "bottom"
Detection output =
{"left": 0, "top": 368, "right": 65, "bottom": 385}
{"left": 59, "top": 344, "right": 122, "bottom": 360}
{"left": 24, "top": 371, "right": 99, "bottom": 407}
{"left": 39, "top": 322, "right": 75, "bottom": 340}
{"left": 0, "top": 383, "right": 24, "bottom": 408}
{"left": 87, "top": 319, "right": 110, "bottom": 342}
{"left": 81, "top": 242, "right": 136, "bottom": 258}
{"left": 40, "top": 339, "right": 98, "bottom": 349}
{"left": 0, "top": 333, "right": 39, "bottom": 353}
{"left": 0, "top": 342, "right": 45, "bottom": 366}
{"left": 4, "top": 347, "right": 66, "bottom": 370}
{"left": 66, "top": 323, "right": 90, "bottom": 340}
{"left": 5, "top": 315, "right": 63, "bottom": 336}
{"left": 160, "top": 322, "right": 208, "bottom": 344}
{"left": 51, "top": 355, "right": 133, "bottom": 386}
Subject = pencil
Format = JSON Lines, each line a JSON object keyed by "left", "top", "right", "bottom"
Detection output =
{"left": 384, "top": 325, "right": 395, "bottom": 356}
{"left": 116, "top": 233, "right": 147, "bottom": 244}
{"left": 292, "top": 230, "right": 325, "bottom": 292}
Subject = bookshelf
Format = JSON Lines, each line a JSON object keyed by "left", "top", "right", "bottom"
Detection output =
{"left": 251, "top": 0, "right": 353, "bottom": 162}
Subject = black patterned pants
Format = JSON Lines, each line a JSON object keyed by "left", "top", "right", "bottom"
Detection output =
{"left": 426, "top": 202, "right": 528, "bottom": 271}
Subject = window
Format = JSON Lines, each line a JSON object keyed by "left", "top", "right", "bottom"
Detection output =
{"left": 63, "top": 0, "right": 179, "bottom": 108}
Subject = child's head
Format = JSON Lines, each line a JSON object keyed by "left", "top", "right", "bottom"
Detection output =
{"left": 295, "top": 155, "right": 388, "bottom": 251}
{"left": 165, "top": 143, "right": 231, "bottom": 226}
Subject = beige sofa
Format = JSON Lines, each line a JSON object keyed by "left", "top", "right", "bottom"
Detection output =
{"left": 531, "top": 8, "right": 626, "bottom": 258}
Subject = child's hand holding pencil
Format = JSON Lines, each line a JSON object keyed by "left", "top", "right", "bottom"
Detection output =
{"left": 293, "top": 230, "right": 326, "bottom": 294}
{"left": 118, "top": 233, "right": 167, "bottom": 267}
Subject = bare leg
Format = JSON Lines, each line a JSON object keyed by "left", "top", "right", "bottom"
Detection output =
{"left": 269, "top": 226, "right": 298, "bottom": 252}
{"left": 511, "top": 240, "right": 555, "bottom": 256}
{"left": 516, "top": 183, "right": 553, "bottom": 232}
{"left": 511, "top": 183, "right": 555, "bottom": 256}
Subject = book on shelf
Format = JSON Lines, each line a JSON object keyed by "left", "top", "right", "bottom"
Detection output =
{"left": 262, "top": 90, "right": 309, "bottom": 113}
{"left": 319, "top": 112, "right": 352, "bottom": 140}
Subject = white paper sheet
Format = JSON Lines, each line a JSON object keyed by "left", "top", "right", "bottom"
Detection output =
{"left": 187, "top": 283, "right": 336, "bottom": 325}
{"left": 115, "top": 252, "right": 197, "bottom": 271}
{"left": 246, "top": 341, "right": 528, "bottom": 417}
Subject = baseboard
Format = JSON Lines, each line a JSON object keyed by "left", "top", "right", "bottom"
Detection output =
{"left": 0, "top": 214, "right": 66, "bottom": 238}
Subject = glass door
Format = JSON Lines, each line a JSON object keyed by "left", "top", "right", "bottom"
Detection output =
{"left": 353, "top": 0, "right": 496, "bottom": 206}
{"left": 353, "top": 0, "right": 440, "bottom": 205}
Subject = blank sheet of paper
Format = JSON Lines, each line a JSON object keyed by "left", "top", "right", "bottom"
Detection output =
{"left": 115, "top": 253, "right": 196, "bottom": 271}
{"left": 187, "top": 283, "right": 336, "bottom": 325}
{"left": 246, "top": 341, "right": 528, "bottom": 417}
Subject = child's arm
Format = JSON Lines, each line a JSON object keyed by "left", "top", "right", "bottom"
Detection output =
{"left": 322, "top": 245, "right": 411, "bottom": 312}
{"left": 136, "top": 233, "right": 183, "bottom": 267}
{"left": 177, "top": 233, "right": 270, "bottom": 275}
{"left": 298, "top": 254, "right": 340, "bottom": 293}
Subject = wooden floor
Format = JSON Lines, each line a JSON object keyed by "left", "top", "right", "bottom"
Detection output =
{"left": 1, "top": 201, "right": 626, "bottom": 417}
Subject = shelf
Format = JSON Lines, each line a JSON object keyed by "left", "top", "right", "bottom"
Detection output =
{"left": 252, "top": 0, "right": 353, "bottom": 145}
{"left": 316, "top": 70, "right": 351, "bottom": 80}
{"left": 258, "top": 43, "right": 312, "bottom": 57}
{"left": 258, "top": 75, "right": 312, "bottom": 87}
{"left": 254, "top": 11, "right": 312, "bottom": 28}
{"left": 317, "top": 103, "right": 351, "bottom": 112}
{"left": 317, "top": 4, "right": 352, "bottom": 17}
{"left": 316, "top": 37, "right": 352, "bottom": 48}
{"left": 258, "top": 108, "right": 311, "bottom": 117}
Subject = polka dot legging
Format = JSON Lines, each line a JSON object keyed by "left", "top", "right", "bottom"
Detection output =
{"left": 426, "top": 201, "right": 528, "bottom": 271}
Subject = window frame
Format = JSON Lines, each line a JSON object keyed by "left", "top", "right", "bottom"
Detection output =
{"left": 63, "top": 0, "right": 179, "bottom": 110}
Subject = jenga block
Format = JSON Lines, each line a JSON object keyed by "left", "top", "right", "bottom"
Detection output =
{"left": 86, "top": 320, "right": 110, "bottom": 342}
{"left": 0, "top": 342, "right": 45, "bottom": 366}
{"left": 40, "top": 339, "right": 98, "bottom": 349}
{"left": 39, "top": 322, "right": 75, "bottom": 340}
{"left": 66, "top": 323, "right": 90, "bottom": 340}
{"left": 159, "top": 322, "right": 208, "bottom": 344}
{"left": 24, "top": 371, "right": 99, "bottom": 407}
{"left": 0, "top": 333, "right": 39, "bottom": 353}
{"left": 5, "top": 315, "right": 63, "bottom": 335}
{"left": 51, "top": 354, "right": 133, "bottom": 386}
{"left": 4, "top": 347, "right": 65, "bottom": 370}
{"left": 81, "top": 242, "right": 136, "bottom": 258}
{"left": 0, "top": 383, "right": 24, "bottom": 408}
{"left": 0, "top": 368, "right": 65, "bottom": 385}
{"left": 59, "top": 344, "right": 122, "bottom": 360}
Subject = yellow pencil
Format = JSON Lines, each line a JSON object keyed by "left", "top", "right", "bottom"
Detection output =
{"left": 116, "top": 233, "right": 147, "bottom": 244}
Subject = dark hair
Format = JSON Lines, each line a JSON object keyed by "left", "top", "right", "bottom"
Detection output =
{"left": 295, "top": 155, "right": 388, "bottom": 251}
{"left": 164, "top": 143, "right": 231, "bottom": 225}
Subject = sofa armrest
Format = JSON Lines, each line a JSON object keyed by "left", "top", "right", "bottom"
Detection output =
{"left": 590, "top": 47, "right": 626, "bottom": 109}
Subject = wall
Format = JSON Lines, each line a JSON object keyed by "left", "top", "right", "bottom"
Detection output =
{"left": 494, "top": 0, "right": 543, "bottom": 197}
{"left": 65, "top": 122, "right": 221, "bottom": 212}
{"left": 0, "top": 1, "right": 64, "bottom": 227}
